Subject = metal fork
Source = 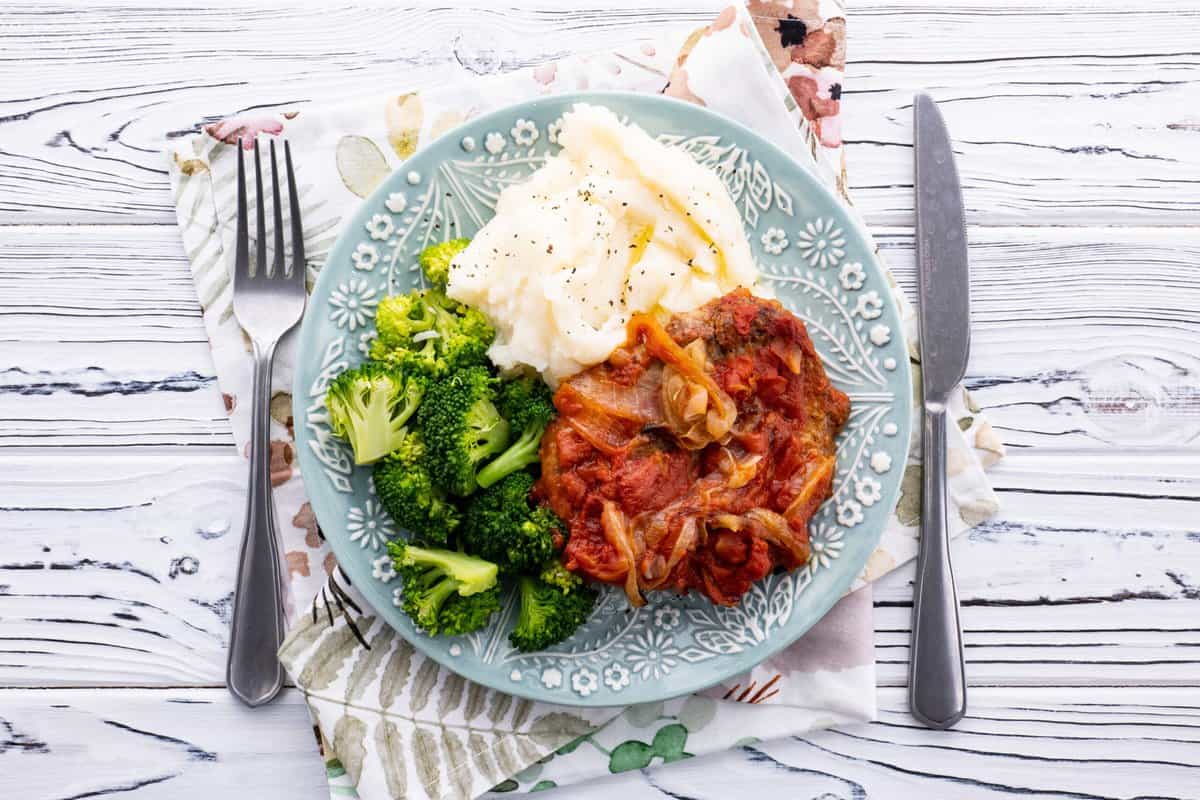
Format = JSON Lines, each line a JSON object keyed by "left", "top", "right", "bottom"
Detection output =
{"left": 227, "top": 139, "right": 307, "bottom": 707}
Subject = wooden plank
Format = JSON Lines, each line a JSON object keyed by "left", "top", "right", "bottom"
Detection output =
{"left": 5, "top": 223, "right": 1198, "bottom": 448}
{"left": 0, "top": 2, "right": 1196, "bottom": 225}
{"left": 2, "top": 451, "right": 1196, "bottom": 687}
{"left": 0, "top": 339, "right": 233, "bottom": 448}
{"left": 0, "top": 688, "right": 328, "bottom": 799}
{"left": 871, "top": 450, "right": 1200, "bottom": 686}
{"left": 0, "top": 3, "right": 721, "bottom": 225}
{"left": 0, "top": 453, "right": 244, "bottom": 685}
{"left": 743, "top": 687, "right": 1200, "bottom": 800}
{"left": 2, "top": 686, "right": 1195, "bottom": 799}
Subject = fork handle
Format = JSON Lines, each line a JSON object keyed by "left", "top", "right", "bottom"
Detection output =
{"left": 226, "top": 342, "right": 287, "bottom": 707}
{"left": 909, "top": 403, "right": 967, "bottom": 729}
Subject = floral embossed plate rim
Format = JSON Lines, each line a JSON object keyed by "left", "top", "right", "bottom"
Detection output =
{"left": 293, "top": 91, "right": 912, "bottom": 706}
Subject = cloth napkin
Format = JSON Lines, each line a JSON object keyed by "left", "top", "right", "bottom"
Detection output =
{"left": 165, "top": 3, "right": 1004, "bottom": 798}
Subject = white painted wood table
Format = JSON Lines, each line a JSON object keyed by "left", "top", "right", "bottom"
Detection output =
{"left": 2, "top": 2, "right": 1198, "bottom": 798}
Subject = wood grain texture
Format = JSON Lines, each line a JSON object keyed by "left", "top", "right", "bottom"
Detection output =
{"left": 2, "top": 223, "right": 1197, "bottom": 687}
{"left": 709, "top": 687, "right": 1200, "bottom": 800}
{"left": 0, "top": 1, "right": 1197, "bottom": 225}
{"left": 1, "top": 2, "right": 1198, "bottom": 798}
{"left": 2, "top": 687, "right": 1195, "bottom": 799}
{"left": 2, "top": 449, "right": 1196, "bottom": 687}
{"left": 4, "top": 225, "right": 1198, "bottom": 449}
{"left": 0, "top": 688, "right": 328, "bottom": 799}
{"left": 0, "top": 454, "right": 242, "bottom": 686}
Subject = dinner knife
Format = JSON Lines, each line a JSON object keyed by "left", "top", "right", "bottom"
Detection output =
{"left": 909, "top": 92, "right": 969, "bottom": 730}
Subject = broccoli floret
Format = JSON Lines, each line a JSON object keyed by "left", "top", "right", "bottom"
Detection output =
{"left": 417, "top": 366, "right": 510, "bottom": 496}
{"left": 476, "top": 374, "right": 556, "bottom": 489}
{"left": 373, "top": 432, "right": 459, "bottom": 545}
{"left": 370, "top": 336, "right": 443, "bottom": 379}
{"left": 325, "top": 362, "right": 426, "bottom": 465}
{"left": 418, "top": 239, "right": 470, "bottom": 290}
{"left": 370, "top": 289, "right": 494, "bottom": 377}
{"left": 461, "top": 472, "right": 563, "bottom": 574}
{"left": 426, "top": 291, "right": 494, "bottom": 372}
{"left": 437, "top": 585, "right": 502, "bottom": 634}
{"left": 509, "top": 574, "right": 597, "bottom": 652}
{"left": 539, "top": 560, "right": 584, "bottom": 594}
{"left": 373, "top": 292, "right": 436, "bottom": 352}
{"left": 388, "top": 540, "right": 500, "bottom": 636}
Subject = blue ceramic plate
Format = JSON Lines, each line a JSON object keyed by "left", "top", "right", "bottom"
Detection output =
{"left": 294, "top": 92, "right": 912, "bottom": 706}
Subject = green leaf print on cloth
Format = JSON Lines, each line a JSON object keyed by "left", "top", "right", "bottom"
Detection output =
{"left": 607, "top": 740, "right": 655, "bottom": 773}
{"left": 279, "top": 593, "right": 612, "bottom": 800}
{"left": 608, "top": 723, "right": 693, "bottom": 773}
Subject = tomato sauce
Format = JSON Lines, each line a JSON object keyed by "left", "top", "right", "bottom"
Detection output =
{"left": 536, "top": 290, "right": 849, "bottom": 606}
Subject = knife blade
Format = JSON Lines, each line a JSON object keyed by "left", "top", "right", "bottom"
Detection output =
{"left": 914, "top": 93, "right": 971, "bottom": 402}
{"left": 909, "top": 92, "right": 969, "bottom": 730}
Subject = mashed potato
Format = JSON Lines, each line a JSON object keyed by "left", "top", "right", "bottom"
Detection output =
{"left": 446, "top": 103, "right": 760, "bottom": 385}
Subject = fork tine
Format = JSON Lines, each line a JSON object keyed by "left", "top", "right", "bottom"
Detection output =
{"left": 234, "top": 140, "right": 250, "bottom": 287}
{"left": 284, "top": 140, "right": 305, "bottom": 284}
{"left": 269, "top": 140, "right": 286, "bottom": 280}
{"left": 253, "top": 140, "right": 267, "bottom": 278}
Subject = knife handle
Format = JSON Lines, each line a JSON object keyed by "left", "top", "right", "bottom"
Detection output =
{"left": 910, "top": 403, "right": 967, "bottom": 729}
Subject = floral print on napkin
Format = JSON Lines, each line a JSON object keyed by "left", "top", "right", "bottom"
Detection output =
{"left": 749, "top": 0, "right": 847, "bottom": 147}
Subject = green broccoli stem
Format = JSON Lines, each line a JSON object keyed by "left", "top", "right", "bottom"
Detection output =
{"left": 394, "top": 380, "right": 426, "bottom": 428}
{"left": 396, "top": 543, "right": 499, "bottom": 595}
{"left": 347, "top": 394, "right": 410, "bottom": 466}
{"left": 465, "top": 408, "right": 510, "bottom": 470}
{"left": 423, "top": 576, "right": 461, "bottom": 612}
{"left": 514, "top": 575, "right": 543, "bottom": 629}
{"left": 476, "top": 424, "right": 544, "bottom": 489}
{"left": 430, "top": 303, "right": 457, "bottom": 337}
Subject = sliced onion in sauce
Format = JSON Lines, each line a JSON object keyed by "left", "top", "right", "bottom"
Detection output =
{"left": 781, "top": 455, "right": 837, "bottom": 521}
{"left": 567, "top": 364, "right": 664, "bottom": 424}
{"left": 659, "top": 338, "right": 736, "bottom": 449}
{"left": 743, "top": 507, "right": 808, "bottom": 563}
{"left": 659, "top": 514, "right": 699, "bottom": 585}
{"left": 705, "top": 508, "right": 808, "bottom": 564}
{"left": 770, "top": 338, "right": 804, "bottom": 374}
{"left": 714, "top": 447, "right": 762, "bottom": 489}
{"left": 601, "top": 501, "right": 645, "bottom": 607}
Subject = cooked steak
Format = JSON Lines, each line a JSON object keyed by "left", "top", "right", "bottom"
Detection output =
{"left": 536, "top": 289, "right": 850, "bottom": 606}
